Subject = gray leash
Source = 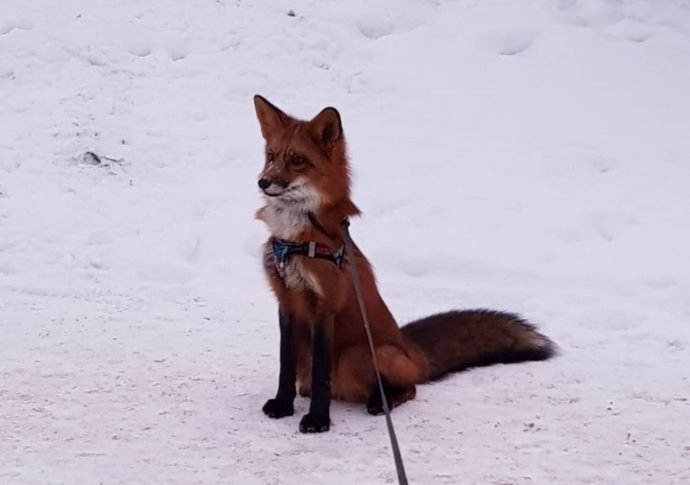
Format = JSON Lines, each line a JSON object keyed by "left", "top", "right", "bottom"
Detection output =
{"left": 341, "top": 220, "right": 409, "bottom": 485}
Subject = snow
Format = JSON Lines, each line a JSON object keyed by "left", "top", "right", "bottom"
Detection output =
{"left": 1, "top": 0, "right": 689, "bottom": 483}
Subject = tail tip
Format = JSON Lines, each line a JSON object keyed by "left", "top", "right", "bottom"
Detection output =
{"left": 528, "top": 331, "right": 559, "bottom": 360}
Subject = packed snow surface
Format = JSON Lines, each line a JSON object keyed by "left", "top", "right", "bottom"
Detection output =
{"left": 1, "top": 0, "right": 689, "bottom": 483}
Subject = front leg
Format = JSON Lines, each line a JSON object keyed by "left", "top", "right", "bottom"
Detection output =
{"left": 299, "top": 315, "right": 334, "bottom": 433}
{"left": 262, "top": 309, "right": 296, "bottom": 419}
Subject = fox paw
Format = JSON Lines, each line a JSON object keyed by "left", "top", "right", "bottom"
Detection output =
{"left": 262, "top": 399, "right": 294, "bottom": 419}
{"left": 366, "top": 394, "right": 386, "bottom": 416}
{"left": 366, "top": 382, "right": 413, "bottom": 416}
{"left": 299, "top": 413, "right": 330, "bottom": 433}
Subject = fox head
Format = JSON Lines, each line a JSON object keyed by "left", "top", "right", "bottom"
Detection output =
{"left": 253, "top": 95, "right": 359, "bottom": 220}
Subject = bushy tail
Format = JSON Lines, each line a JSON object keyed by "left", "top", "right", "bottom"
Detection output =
{"left": 401, "top": 309, "right": 556, "bottom": 381}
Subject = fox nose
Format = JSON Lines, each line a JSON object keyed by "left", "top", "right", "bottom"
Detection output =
{"left": 258, "top": 178, "right": 271, "bottom": 190}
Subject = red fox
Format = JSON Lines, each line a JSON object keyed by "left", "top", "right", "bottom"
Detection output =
{"left": 253, "top": 95, "right": 556, "bottom": 433}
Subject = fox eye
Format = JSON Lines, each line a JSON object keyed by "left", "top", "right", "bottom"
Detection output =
{"left": 266, "top": 152, "right": 274, "bottom": 164}
{"left": 291, "top": 156, "right": 306, "bottom": 167}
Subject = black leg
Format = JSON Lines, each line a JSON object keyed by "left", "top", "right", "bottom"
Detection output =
{"left": 262, "top": 310, "right": 296, "bottom": 419}
{"left": 299, "top": 316, "right": 333, "bottom": 433}
{"left": 366, "top": 377, "right": 410, "bottom": 416}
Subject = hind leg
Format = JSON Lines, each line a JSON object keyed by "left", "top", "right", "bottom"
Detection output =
{"left": 332, "top": 344, "right": 422, "bottom": 412}
{"left": 375, "top": 344, "right": 424, "bottom": 386}
{"left": 366, "top": 344, "right": 422, "bottom": 414}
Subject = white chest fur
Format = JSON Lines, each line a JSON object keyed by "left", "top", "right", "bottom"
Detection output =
{"left": 262, "top": 203, "right": 309, "bottom": 240}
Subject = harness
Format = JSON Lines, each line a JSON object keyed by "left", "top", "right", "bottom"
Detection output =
{"left": 270, "top": 212, "right": 344, "bottom": 277}
{"left": 271, "top": 238, "right": 344, "bottom": 275}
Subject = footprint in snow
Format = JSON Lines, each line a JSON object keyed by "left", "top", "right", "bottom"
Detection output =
{"left": 479, "top": 29, "right": 536, "bottom": 56}
{"left": 168, "top": 48, "right": 188, "bottom": 62}
{"left": 601, "top": 18, "right": 656, "bottom": 44}
{"left": 127, "top": 41, "right": 154, "bottom": 58}
{"left": 165, "top": 40, "right": 191, "bottom": 62}
{"left": 0, "top": 18, "right": 34, "bottom": 35}
{"left": 357, "top": 18, "right": 395, "bottom": 40}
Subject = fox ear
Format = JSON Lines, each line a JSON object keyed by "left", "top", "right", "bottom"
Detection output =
{"left": 309, "top": 107, "right": 342, "bottom": 149}
{"left": 254, "top": 95, "right": 289, "bottom": 140}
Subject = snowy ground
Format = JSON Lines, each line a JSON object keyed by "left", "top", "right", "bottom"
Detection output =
{"left": 1, "top": 0, "right": 690, "bottom": 483}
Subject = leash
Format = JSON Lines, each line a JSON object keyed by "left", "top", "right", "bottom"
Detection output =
{"left": 341, "top": 219, "right": 409, "bottom": 485}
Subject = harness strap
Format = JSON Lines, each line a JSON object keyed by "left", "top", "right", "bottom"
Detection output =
{"left": 271, "top": 238, "right": 344, "bottom": 269}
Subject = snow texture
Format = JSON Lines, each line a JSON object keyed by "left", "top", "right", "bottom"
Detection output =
{"left": 1, "top": 0, "right": 689, "bottom": 484}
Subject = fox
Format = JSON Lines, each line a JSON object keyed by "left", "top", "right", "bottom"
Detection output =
{"left": 252, "top": 95, "right": 556, "bottom": 433}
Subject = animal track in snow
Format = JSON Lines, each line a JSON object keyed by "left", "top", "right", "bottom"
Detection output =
{"left": 0, "top": 18, "right": 34, "bottom": 35}
{"left": 498, "top": 31, "right": 535, "bottom": 55}
{"left": 612, "top": 19, "right": 656, "bottom": 44}
{"left": 165, "top": 40, "right": 191, "bottom": 62}
{"left": 127, "top": 41, "right": 154, "bottom": 58}
{"left": 168, "top": 48, "right": 188, "bottom": 62}
{"left": 357, "top": 18, "right": 395, "bottom": 40}
{"left": 478, "top": 29, "right": 537, "bottom": 56}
